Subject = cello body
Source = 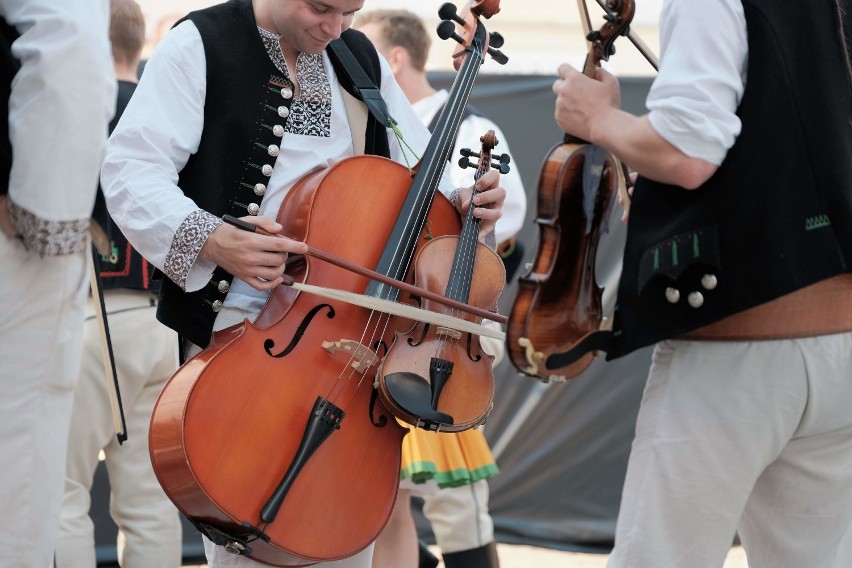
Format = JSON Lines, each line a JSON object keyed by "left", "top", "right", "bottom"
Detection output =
{"left": 149, "top": 156, "right": 460, "bottom": 566}
{"left": 507, "top": 140, "right": 619, "bottom": 381}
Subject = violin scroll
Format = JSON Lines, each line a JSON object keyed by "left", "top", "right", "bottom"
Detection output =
{"left": 584, "top": 0, "right": 635, "bottom": 74}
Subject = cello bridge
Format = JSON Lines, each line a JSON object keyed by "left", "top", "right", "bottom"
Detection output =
{"left": 322, "top": 339, "right": 379, "bottom": 374}
{"left": 518, "top": 337, "right": 545, "bottom": 376}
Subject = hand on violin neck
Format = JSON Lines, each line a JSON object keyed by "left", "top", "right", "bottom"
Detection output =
{"left": 200, "top": 215, "right": 308, "bottom": 291}
{"left": 553, "top": 63, "right": 621, "bottom": 144}
{"left": 453, "top": 169, "right": 505, "bottom": 244}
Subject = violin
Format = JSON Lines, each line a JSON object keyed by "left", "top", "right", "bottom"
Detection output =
{"left": 507, "top": 0, "right": 634, "bottom": 382}
{"left": 377, "top": 130, "right": 507, "bottom": 433}
{"left": 148, "top": 2, "right": 506, "bottom": 565}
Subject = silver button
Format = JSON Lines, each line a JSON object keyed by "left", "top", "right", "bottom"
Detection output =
{"left": 701, "top": 274, "right": 718, "bottom": 290}
{"left": 261, "top": 164, "right": 273, "bottom": 177}
{"left": 267, "top": 144, "right": 279, "bottom": 157}
{"left": 273, "top": 125, "right": 284, "bottom": 137}
{"left": 280, "top": 87, "right": 293, "bottom": 99}
{"left": 688, "top": 291, "right": 704, "bottom": 308}
{"left": 665, "top": 287, "right": 680, "bottom": 304}
{"left": 217, "top": 280, "right": 230, "bottom": 293}
{"left": 254, "top": 183, "right": 266, "bottom": 196}
{"left": 278, "top": 105, "right": 290, "bottom": 118}
{"left": 212, "top": 300, "right": 223, "bottom": 312}
{"left": 247, "top": 203, "right": 260, "bottom": 215}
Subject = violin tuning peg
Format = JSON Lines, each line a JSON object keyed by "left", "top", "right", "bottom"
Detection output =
{"left": 498, "top": 153, "right": 511, "bottom": 165}
{"left": 458, "top": 156, "right": 472, "bottom": 169}
{"left": 586, "top": 30, "right": 602, "bottom": 42}
{"left": 489, "top": 32, "right": 504, "bottom": 49}
{"left": 492, "top": 162, "right": 510, "bottom": 174}
{"left": 603, "top": 13, "right": 618, "bottom": 23}
{"left": 459, "top": 147, "right": 474, "bottom": 157}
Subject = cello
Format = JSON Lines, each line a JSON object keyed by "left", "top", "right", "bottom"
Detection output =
{"left": 147, "top": 1, "right": 507, "bottom": 565}
{"left": 376, "top": 130, "right": 508, "bottom": 433}
{"left": 506, "top": 0, "right": 634, "bottom": 382}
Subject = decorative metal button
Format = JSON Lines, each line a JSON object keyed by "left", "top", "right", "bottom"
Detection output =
{"left": 665, "top": 287, "right": 680, "bottom": 304}
{"left": 247, "top": 203, "right": 260, "bottom": 215}
{"left": 280, "top": 87, "right": 293, "bottom": 99}
{"left": 278, "top": 105, "right": 290, "bottom": 118}
{"left": 217, "top": 280, "right": 230, "bottom": 293}
{"left": 688, "top": 291, "right": 704, "bottom": 308}
{"left": 701, "top": 274, "right": 718, "bottom": 290}
{"left": 273, "top": 124, "right": 284, "bottom": 137}
{"left": 261, "top": 164, "right": 273, "bottom": 177}
{"left": 211, "top": 300, "right": 223, "bottom": 312}
{"left": 254, "top": 183, "right": 266, "bottom": 196}
{"left": 267, "top": 144, "right": 279, "bottom": 157}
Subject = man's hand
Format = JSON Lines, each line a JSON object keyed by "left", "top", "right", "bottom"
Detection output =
{"left": 553, "top": 64, "right": 621, "bottom": 143}
{"left": 454, "top": 169, "right": 505, "bottom": 240}
{"left": 200, "top": 215, "right": 308, "bottom": 291}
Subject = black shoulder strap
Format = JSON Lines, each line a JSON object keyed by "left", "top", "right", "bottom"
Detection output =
{"left": 328, "top": 36, "right": 392, "bottom": 128}
{"left": 327, "top": 31, "right": 392, "bottom": 157}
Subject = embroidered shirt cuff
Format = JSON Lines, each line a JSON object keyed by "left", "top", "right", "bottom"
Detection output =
{"left": 7, "top": 197, "right": 89, "bottom": 256}
{"left": 164, "top": 209, "right": 222, "bottom": 291}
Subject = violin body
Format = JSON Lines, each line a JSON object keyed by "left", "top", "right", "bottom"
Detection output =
{"left": 149, "top": 156, "right": 460, "bottom": 566}
{"left": 507, "top": 140, "right": 619, "bottom": 381}
{"left": 377, "top": 235, "right": 504, "bottom": 432}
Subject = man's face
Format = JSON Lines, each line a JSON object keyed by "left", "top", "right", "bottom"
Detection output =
{"left": 264, "top": 0, "right": 366, "bottom": 54}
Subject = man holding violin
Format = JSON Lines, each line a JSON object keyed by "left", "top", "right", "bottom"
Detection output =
{"left": 553, "top": 1, "right": 852, "bottom": 567}
{"left": 100, "top": 0, "right": 505, "bottom": 567}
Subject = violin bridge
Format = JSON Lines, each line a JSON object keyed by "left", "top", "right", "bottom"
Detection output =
{"left": 436, "top": 326, "right": 462, "bottom": 340}
{"left": 322, "top": 340, "right": 379, "bottom": 374}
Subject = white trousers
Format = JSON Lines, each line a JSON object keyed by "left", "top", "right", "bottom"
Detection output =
{"left": 422, "top": 479, "right": 494, "bottom": 553}
{"left": 189, "top": 306, "right": 374, "bottom": 568}
{"left": 0, "top": 236, "right": 88, "bottom": 567}
{"left": 609, "top": 334, "right": 852, "bottom": 568}
{"left": 56, "top": 289, "right": 182, "bottom": 567}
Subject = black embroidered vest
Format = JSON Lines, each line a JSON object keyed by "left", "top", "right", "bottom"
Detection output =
{"left": 156, "top": 0, "right": 388, "bottom": 347}
{"left": 608, "top": 0, "right": 852, "bottom": 358}
{"left": 0, "top": 18, "right": 20, "bottom": 196}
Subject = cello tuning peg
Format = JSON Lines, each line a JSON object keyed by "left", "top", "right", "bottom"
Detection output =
{"left": 586, "top": 30, "right": 602, "bottom": 42}
{"left": 487, "top": 47, "right": 508, "bottom": 65}
{"left": 438, "top": 2, "right": 466, "bottom": 26}
{"left": 603, "top": 13, "right": 618, "bottom": 23}
{"left": 459, "top": 147, "right": 475, "bottom": 157}
{"left": 437, "top": 20, "right": 464, "bottom": 45}
{"left": 497, "top": 153, "right": 511, "bottom": 165}
{"left": 489, "top": 32, "right": 504, "bottom": 49}
{"left": 458, "top": 156, "right": 474, "bottom": 169}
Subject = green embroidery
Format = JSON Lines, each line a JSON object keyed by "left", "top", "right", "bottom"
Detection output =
{"left": 672, "top": 241, "right": 679, "bottom": 267}
{"left": 653, "top": 248, "right": 660, "bottom": 271}
{"left": 805, "top": 214, "right": 831, "bottom": 231}
{"left": 693, "top": 234, "right": 700, "bottom": 258}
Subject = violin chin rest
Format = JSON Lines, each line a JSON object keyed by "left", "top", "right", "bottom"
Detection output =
{"left": 383, "top": 372, "right": 454, "bottom": 427}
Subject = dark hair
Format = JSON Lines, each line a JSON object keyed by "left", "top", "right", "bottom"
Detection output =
{"left": 110, "top": 0, "right": 145, "bottom": 66}
{"left": 354, "top": 9, "right": 430, "bottom": 71}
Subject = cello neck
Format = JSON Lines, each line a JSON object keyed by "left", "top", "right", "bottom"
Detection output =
{"left": 366, "top": 10, "right": 494, "bottom": 302}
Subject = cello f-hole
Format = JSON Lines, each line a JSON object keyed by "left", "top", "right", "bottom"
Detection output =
{"left": 263, "top": 303, "right": 335, "bottom": 358}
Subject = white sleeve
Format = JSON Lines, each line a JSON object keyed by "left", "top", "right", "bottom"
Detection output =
{"left": 646, "top": 0, "right": 748, "bottom": 165}
{"left": 100, "top": 21, "right": 218, "bottom": 291}
{"left": 2, "top": 0, "right": 115, "bottom": 254}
